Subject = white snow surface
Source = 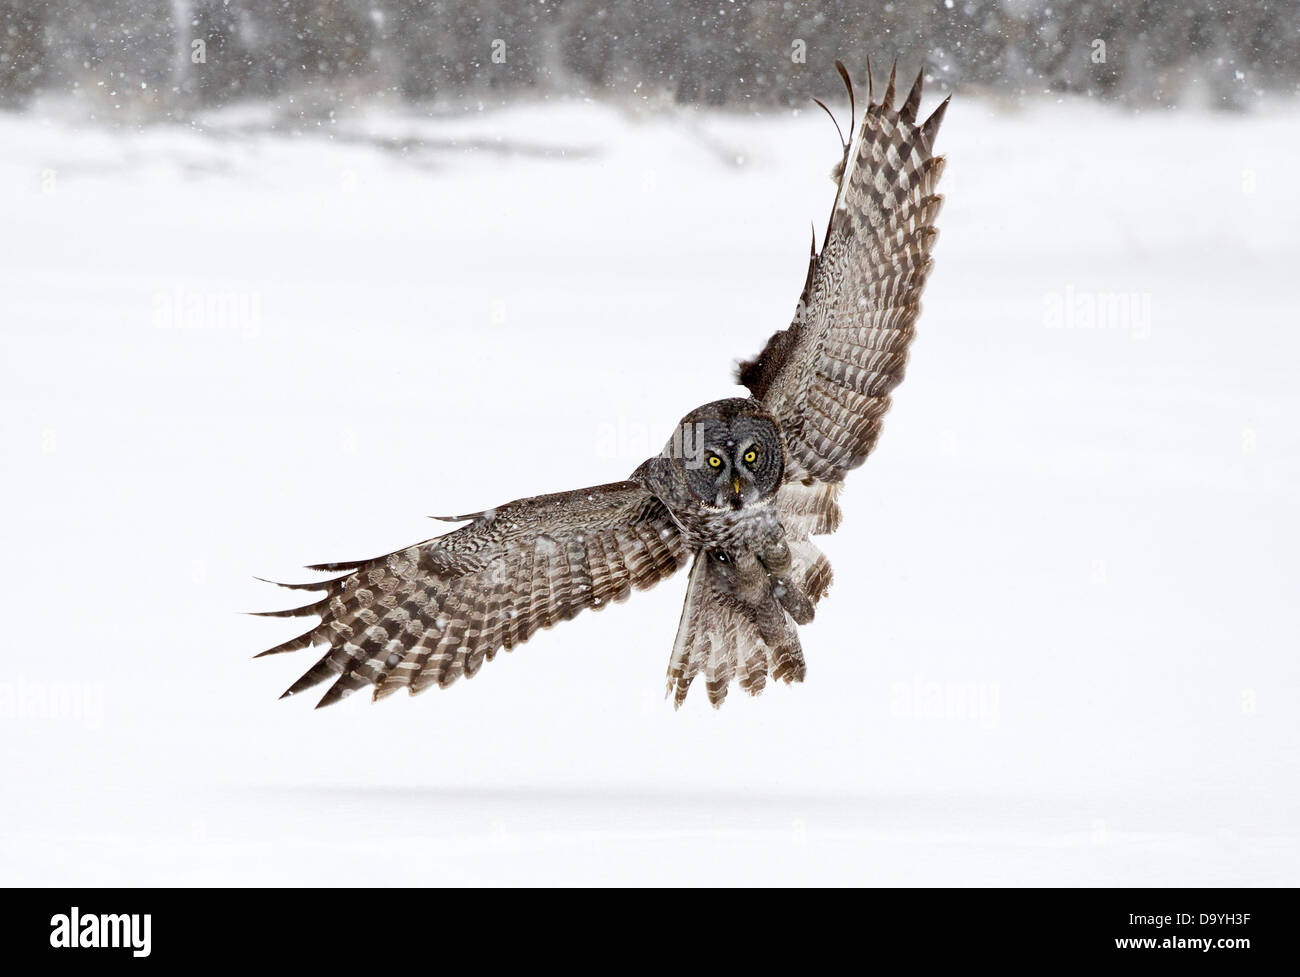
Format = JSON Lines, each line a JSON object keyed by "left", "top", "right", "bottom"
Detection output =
{"left": 1, "top": 98, "right": 1297, "bottom": 886}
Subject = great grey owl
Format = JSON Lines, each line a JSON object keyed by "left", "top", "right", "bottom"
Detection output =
{"left": 256, "top": 62, "right": 948, "bottom": 708}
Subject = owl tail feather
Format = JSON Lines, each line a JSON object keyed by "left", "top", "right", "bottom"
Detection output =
{"left": 666, "top": 550, "right": 817, "bottom": 710}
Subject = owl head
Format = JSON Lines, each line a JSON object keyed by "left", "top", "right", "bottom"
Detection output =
{"left": 664, "top": 398, "right": 784, "bottom": 510}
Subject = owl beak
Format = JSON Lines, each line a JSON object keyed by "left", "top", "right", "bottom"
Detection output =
{"left": 732, "top": 477, "right": 743, "bottom": 497}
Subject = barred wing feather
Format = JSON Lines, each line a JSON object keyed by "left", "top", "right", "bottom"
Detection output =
{"left": 739, "top": 62, "right": 948, "bottom": 487}
{"left": 255, "top": 482, "right": 687, "bottom": 707}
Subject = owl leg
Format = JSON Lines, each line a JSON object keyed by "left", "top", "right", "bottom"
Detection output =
{"left": 731, "top": 551, "right": 769, "bottom": 604}
{"left": 757, "top": 537, "right": 815, "bottom": 625}
{"left": 787, "top": 538, "right": 834, "bottom": 608}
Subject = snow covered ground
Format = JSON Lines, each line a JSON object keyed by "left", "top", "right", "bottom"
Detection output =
{"left": 1, "top": 95, "right": 1297, "bottom": 886}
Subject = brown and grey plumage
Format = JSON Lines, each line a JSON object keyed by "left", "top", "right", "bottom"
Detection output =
{"left": 255, "top": 60, "right": 948, "bottom": 709}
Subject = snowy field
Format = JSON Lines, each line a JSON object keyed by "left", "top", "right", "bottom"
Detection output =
{"left": 1, "top": 95, "right": 1297, "bottom": 886}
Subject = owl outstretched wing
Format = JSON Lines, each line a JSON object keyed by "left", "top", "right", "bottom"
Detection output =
{"left": 256, "top": 482, "right": 687, "bottom": 707}
{"left": 738, "top": 62, "right": 948, "bottom": 500}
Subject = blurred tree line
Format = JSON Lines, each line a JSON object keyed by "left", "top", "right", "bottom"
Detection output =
{"left": 0, "top": 0, "right": 1293, "bottom": 115}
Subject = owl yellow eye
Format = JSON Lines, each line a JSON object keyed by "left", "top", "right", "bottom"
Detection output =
{"left": 707, "top": 455, "right": 722, "bottom": 468}
{"left": 743, "top": 448, "right": 758, "bottom": 464}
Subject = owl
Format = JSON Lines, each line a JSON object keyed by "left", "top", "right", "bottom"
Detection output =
{"left": 256, "top": 62, "right": 948, "bottom": 709}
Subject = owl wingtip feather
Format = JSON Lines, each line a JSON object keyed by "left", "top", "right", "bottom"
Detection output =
{"left": 430, "top": 509, "right": 491, "bottom": 523}
{"left": 881, "top": 59, "right": 898, "bottom": 110}
{"left": 314, "top": 688, "right": 345, "bottom": 710}
{"left": 901, "top": 66, "right": 925, "bottom": 122}
{"left": 305, "top": 559, "right": 365, "bottom": 572}
{"left": 244, "top": 598, "right": 327, "bottom": 619}
{"left": 253, "top": 574, "right": 340, "bottom": 592}
{"left": 255, "top": 624, "right": 319, "bottom": 658}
